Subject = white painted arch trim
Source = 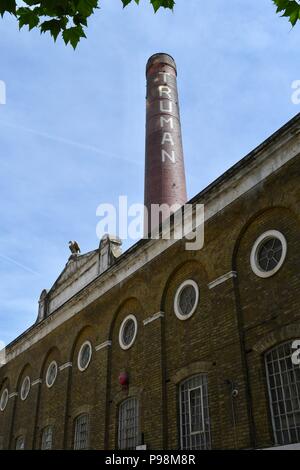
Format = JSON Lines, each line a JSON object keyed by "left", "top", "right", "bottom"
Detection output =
{"left": 250, "top": 230, "right": 287, "bottom": 278}
{"left": 174, "top": 280, "right": 199, "bottom": 320}
{"left": 119, "top": 314, "right": 138, "bottom": 350}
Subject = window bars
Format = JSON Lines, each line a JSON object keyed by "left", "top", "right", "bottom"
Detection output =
{"left": 118, "top": 397, "right": 139, "bottom": 450}
{"left": 180, "top": 374, "right": 211, "bottom": 450}
{"left": 265, "top": 341, "right": 300, "bottom": 445}
{"left": 74, "top": 414, "right": 89, "bottom": 450}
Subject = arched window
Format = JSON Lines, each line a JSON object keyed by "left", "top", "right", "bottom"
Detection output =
{"left": 265, "top": 341, "right": 300, "bottom": 445}
{"left": 118, "top": 397, "right": 139, "bottom": 450}
{"left": 74, "top": 414, "right": 89, "bottom": 450}
{"left": 15, "top": 436, "right": 25, "bottom": 450}
{"left": 179, "top": 374, "right": 211, "bottom": 450}
{"left": 41, "top": 426, "right": 53, "bottom": 450}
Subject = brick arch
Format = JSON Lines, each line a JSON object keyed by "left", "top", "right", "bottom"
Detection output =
{"left": 69, "top": 325, "right": 94, "bottom": 363}
{"left": 108, "top": 296, "right": 145, "bottom": 342}
{"left": 160, "top": 258, "right": 208, "bottom": 313}
{"left": 13, "top": 427, "right": 27, "bottom": 442}
{"left": 252, "top": 323, "right": 300, "bottom": 354}
{"left": 232, "top": 205, "right": 300, "bottom": 271}
{"left": 14, "top": 363, "right": 32, "bottom": 391}
{"left": 71, "top": 404, "right": 92, "bottom": 420}
{"left": 38, "top": 346, "right": 61, "bottom": 379}
{"left": 112, "top": 386, "right": 144, "bottom": 407}
{"left": 170, "top": 361, "right": 213, "bottom": 385}
{"left": 124, "top": 275, "right": 150, "bottom": 301}
{"left": 0, "top": 376, "right": 10, "bottom": 393}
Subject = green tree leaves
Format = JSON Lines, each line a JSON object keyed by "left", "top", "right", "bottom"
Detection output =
{"left": 1, "top": 1, "right": 299, "bottom": 49}
{"left": 1, "top": 0, "right": 172, "bottom": 49}
{"left": 273, "top": 0, "right": 300, "bottom": 27}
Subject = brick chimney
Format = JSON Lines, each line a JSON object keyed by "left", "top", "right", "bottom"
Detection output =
{"left": 144, "top": 53, "right": 187, "bottom": 235}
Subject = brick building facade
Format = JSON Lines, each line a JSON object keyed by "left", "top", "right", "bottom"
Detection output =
{"left": 0, "top": 56, "right": 300, "bottom": 450}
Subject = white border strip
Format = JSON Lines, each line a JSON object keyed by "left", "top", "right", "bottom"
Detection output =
{"left": 95, "top": 340, "right": 112, "bottom": 352}
{"left": 143, "top": 311, "right": 164, "bottom": 326}
{"left": 59, "top": 362, "right": 72, "bottom": 371}
{"left": 31, "top": 378, "right": 42, "bottom": 386}
{"left": 208, "top": 271, "right": 237, "bottom": 289}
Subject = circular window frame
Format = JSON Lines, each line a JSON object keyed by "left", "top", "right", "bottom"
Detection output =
{"left": 119, "top": 315, "right": 138, "bottom": 351}
{"left": 77, "top": 341, "right": 92, "bottom": 372}
{"left": 20, "top": 376, "right": 30, "bottom": 401}
{"left": 46, "top": 360, "right": 58, "bottom": 388}
{"left": 250, "top": 230, "right": 287, "bottom": 279}
{"left": 0, "top": 388, "right": 8, "bottom": 411}
{"left": 174, "top": 279, "right": 199, "bottom": 320}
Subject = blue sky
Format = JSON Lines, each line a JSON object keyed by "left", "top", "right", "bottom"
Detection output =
{"left": 0, "top": 0, "right": 299, "bottom": 345}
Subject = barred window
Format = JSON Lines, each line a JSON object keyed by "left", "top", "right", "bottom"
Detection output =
{"left": 179, "top": 375, "right": 211, "bottom": 450}
{"left": 118, "top": 397, "right": 139, "bottom": 450}
{"left": 265, "top": 341, "right": 300, "bottom": 446}
{"left": 15, "top": 436, "right": 25, "bottom": 450}
{"left": 41, "top": 426, "right": 53, "bottom": 450}
{"left": 74, "top": 414, "right": 89, "bottom": 450}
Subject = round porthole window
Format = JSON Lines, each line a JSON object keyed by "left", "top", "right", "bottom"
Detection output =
{"left": 20, "top": 376, "right": 30, "bottom": 401}
{"left": 46, "top": 361, "right": 58, "bottom": 388}
{"left": 78, "top": 341, "right": 92, "bottom": 372}
{"left": 0, "top": 388, "right": 8, "bottom": 411}
{"left": 119, "top": 315, "right": 138, "bottom": 350}
{"left": 250, "top": 230, "right": 287, "bottom": 278}
{"left": 174, "top": 280, "right": 199, "bottom": 320}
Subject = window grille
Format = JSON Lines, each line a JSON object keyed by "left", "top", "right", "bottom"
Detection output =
{"left": 179, "top": 375, "right": 211, "bottom": 450}
{"left": 41, "top": 426, "right": 53, "bottom": 450}
{"left": 74, "top": 414, "right": 89, "bottom": 450}
{"left": 118, "top": 397, "right": 139, "bottom": 450}
{"left": 15, "top": 436, "right": 25, "bottom": 450}
{"left": 265, "top": 341, "right": 300, "bottom": 445}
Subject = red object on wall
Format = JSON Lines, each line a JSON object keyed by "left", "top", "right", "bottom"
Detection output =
{"left": 119, "top": 371, "right": 129, "bottom": 386}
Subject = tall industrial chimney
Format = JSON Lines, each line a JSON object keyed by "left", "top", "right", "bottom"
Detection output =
{"left": 144, "top": 53, "right": 187, "bottom": 235}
